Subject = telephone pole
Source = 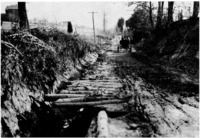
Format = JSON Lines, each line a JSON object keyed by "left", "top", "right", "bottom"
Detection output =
{"left": 88, "top": 12, "right": 98, "bottom": 44}
{"left": 103, "top": 12, "right": 106, "bottom": 32}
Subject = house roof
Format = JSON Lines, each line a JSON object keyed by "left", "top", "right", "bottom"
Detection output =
{"left": 5, "top": 5, "right": 18, "bottom": 10}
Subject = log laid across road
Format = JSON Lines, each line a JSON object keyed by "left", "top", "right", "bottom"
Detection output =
{"left": 44, "top": 93, "right": 86, "bottom": 100}
{"left": 52, "top": 99, "right": 126, "bottom": 107}
{"left": 60, "top": 90, "right": 94, "bottom": 94}
{"left": 52, "top": 96, "right": 116, "bottom": 103}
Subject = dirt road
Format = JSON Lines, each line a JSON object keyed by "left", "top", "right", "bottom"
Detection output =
{"left": 59, "top": 50, "right": 199, "bottom": 137}
{"left": 108, "top": 51, "right": 199, "bottom": 137}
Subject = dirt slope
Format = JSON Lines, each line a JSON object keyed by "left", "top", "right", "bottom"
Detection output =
{"left": 1, "top": 29, "right": 100, "bottom": 137}
{"left": 139, "top": 18, "right": 199, "bottom": 81}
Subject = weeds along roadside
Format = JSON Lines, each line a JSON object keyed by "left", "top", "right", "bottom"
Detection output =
{"left": 1, "top": 28, "right": 100, "bottom": 137}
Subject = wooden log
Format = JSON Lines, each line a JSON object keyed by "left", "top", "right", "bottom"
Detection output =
{"left": 54, "top": 97, "right": 84, "bottom": 102}
{"left": 60, "top": 90, "right": 93, "bottom": 94}
{"left": 67, "top": 84, "right": 123, "bottom": 87}
{"left": 75, "top": 77, "right": 119, "bottom": 81}
{"left": 52, "top": 99, "right": 125, "bottom": 107}
{"left": 70, "top": 80, "right": 119, "bottom": 83}
{"left": 67, "top": 87, "right": 119, "bottom": 91}
{"left": 71, "top": 81, "right": 121, "bottom": 84}
{"left": 97, "top": 110, "right": 109, "bottom": 137}
{"left": 53, "top": 96, "right": 115, "bottom": 103}
{"left": 69, "top": 84, "right": 122, "bottom": 88}
{"left": 60, "top": 90, "right": 115, "bottom": 96}
{"left": 44, "top": 94, "right": 85, "bottom": 100}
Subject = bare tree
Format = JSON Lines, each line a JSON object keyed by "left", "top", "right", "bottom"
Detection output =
{"left": 193, "top": 1, "right": 199, "bottom": 18}
{"left": 18, "top": 2, "right": 29, "bottom": 30}
{"left": 178, "top": 10, "right": 183, "bottom": 21}
{"left": 156, "top": 1, "right": 164, "bottom": 30}
{"left": 117, "top": 17, "right": 124, "bottom": 33}
{"left": 168, "top": 2, "right": 174, "bottom": 24}
{"left": 149, "top": 2, "right": 154, "bottom": 29}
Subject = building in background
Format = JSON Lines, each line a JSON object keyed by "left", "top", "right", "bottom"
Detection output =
{"left": 1, "top": 4, "right": 19, "bottom": 32}
{"left": 1, "top": 4, "right": 19, "bottom": 22}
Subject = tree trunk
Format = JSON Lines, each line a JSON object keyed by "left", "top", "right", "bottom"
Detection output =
{"left": 168, "top": 2, "right": 174, "bottom": 24}
{"left": 156, "top": 2, "right": 164, "bottom": 30}
{"left": 18, "top": 2, "right": 29, "bottom": 30}
{"left": 193, "top": 1, "right": 199, "bottom": 18}
{"left": 149, "top": 2, "right": 154, "bottom": 29}
{"left": 178, "top": 10, "right": 183, "bottom": 21}
{"left": 161, "top": 2, "right": 164, "bottom": 14}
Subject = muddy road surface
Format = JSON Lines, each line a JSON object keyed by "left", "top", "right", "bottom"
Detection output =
{"left": 55, "top": 50, "right": 199, "bottom": 137}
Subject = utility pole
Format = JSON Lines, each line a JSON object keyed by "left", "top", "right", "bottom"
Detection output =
{"left": 88, "top": 12, "right": 98, "bottom": 44}
{"left": 103, "top": 12, "right": 106, "bottom": 32}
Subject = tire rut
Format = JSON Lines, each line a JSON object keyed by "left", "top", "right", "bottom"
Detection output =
{"left": 112, "top": 52, "right": 199, "bottom": 137}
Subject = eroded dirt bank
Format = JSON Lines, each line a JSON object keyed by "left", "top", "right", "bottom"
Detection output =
{"left": 1, "top": 28, "right": 101, "bottom": 137}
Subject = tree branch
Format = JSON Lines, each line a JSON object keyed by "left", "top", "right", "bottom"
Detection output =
{"left": 1, "top": 40, "right": 23, "bottom": 56}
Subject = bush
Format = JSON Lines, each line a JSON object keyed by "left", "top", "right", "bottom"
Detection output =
{"left": 1, "top": 28, "right": 99, "bottom": 136}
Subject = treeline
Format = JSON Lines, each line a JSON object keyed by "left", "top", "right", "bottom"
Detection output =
{"left": 124, "top": 1, "right": 199, "bottom": 44}
{"left": 123, "top": 1, "right": 199, "bottom": 77}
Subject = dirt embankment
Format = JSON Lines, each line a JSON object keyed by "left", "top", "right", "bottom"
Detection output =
{"left": 138, "top": 18, "right": 199, "bottom": 80}
{"left": 1, "top": 28, "right": 101, "bottom": 137}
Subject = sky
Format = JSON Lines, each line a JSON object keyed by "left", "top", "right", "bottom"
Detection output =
{"left": 1, "top": 2, "right": 134, "bottom": 30}
{"left": 1, "top": 1, "right": 194, "bottom": 30}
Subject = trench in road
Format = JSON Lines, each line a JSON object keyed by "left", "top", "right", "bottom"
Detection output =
{"left": 50, "top": 49, "right": 199, "bottom": 137}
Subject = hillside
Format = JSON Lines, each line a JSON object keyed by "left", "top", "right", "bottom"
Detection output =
{"left": 137, "top": 18, "right": 199, "bottom": 80}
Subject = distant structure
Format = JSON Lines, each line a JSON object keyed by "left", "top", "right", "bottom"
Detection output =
{"left": 67, "top": 21, "right": 73, "bottom": 34}
{"left": 1, "top": 4, "right": 20, "bottom": 32}
{"left": 1, "top": 4, "right": 19, "bottom": 22}
{"left": 57, "top": 21, "right": 74, "bottom": 34}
